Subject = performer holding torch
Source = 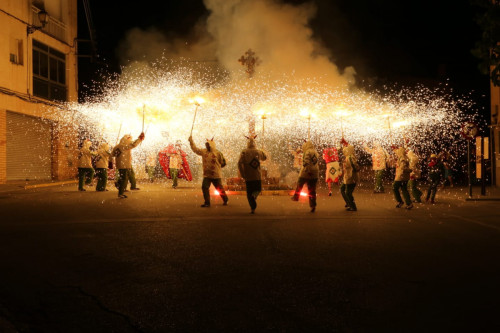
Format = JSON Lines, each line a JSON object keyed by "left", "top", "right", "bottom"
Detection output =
{"left": 291, "top": 140, "right": 319, "bottom": 213}
{"left": 188, "top": 135, "right": 228, "bottom": 207}
{"left": 112, "top": 132, "right": 145, "bottom": 198}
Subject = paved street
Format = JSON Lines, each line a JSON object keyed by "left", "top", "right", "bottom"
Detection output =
{"left": 0, "top": 181, "right": 499, "bottom": 332}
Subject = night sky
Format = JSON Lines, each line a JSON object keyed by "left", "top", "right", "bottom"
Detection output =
{"left": 77, "top": 0, "right": 490, "bottom": 111}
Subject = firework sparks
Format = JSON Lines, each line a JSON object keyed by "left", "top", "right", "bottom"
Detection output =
{"left": 64, "top": 59, "right": 479, "bottom": 179}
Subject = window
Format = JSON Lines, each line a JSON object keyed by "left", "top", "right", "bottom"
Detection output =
{"left": 32, "top": 40, "right": 66, "bottom": 102}
{"left": 9, "top": 38, "right": 23, "bottom": 65}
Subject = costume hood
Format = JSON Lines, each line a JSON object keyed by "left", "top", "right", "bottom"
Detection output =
{"left": 247, "top": 137, "right": 256, "bottom": 149}
{"left": 83, "top": 139, "right": 92, "bottom": 149}
{"left": 395, "top": 147, "right": 406, "bottom": 158}
{"left": 120, "top": 135, "right": 133, "bottom": 145}
{"left": 206, "top": 139, "right": 216, "bottom": 152}
{"left": 343, "top": 145, "right": 355, "bottom": 157}
{"left": 407, "top": 150, "right": 417, "bottom": 160}
{"left": 302, "top": 140, "right": 314, "bottom": 151}
{"left": 98, "top": 142, "right": 109, "bottom": 152}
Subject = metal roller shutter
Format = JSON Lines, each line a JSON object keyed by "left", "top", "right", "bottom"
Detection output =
{"left": 6, "top": 111, "right": 52, "bottom": 181}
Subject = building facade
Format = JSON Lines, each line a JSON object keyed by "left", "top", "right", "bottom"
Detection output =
{"left": 0, "top": 0, "right": 78, "bottom": 184}
{"left": 492, "top": 77, "right": 500, "bottom": 186}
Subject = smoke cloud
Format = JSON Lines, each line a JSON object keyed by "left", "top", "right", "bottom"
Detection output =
{"left": 204, "top": 0, "right": 355, "bottom": 86}
{"left": 118, "top": 22, "right": 215, "bottom": 64}
{"left": 118, "top": 0, "right": 355, "bottom": 87}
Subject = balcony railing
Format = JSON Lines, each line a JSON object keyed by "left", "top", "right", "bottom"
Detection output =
{"left": 31, "top": 6, "right": 67, "bottom": 44}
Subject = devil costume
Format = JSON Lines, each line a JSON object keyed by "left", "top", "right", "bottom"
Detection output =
{"left": 189, "top": 136, "right": 228, "bottom": 207}
{"left": 238, "top": 137, "right": 267, "bottom": 213}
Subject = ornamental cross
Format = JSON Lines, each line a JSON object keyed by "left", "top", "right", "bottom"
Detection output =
{"left": 238, "top": 49, "right": 261, "bottom": 77}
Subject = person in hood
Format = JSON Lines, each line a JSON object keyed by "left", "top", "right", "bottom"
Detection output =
{"left": 167, "top": 142, "right": 183, "bottom": 189}
{"left": 392, "top": 147, "right": 413, "bottom": 209}
{"left": 407, "top": 150, "right": 423, "bottom": 203}
{"left": 189, "top": 135, "right": 228, "bottom": 207}
{"left": 291, "top": 140, "right": 319, "bottom": 212}
{"left": 323, "top": 145, "right": 341, "bottom": 196}
{"left": 95, "top": 142, "right": 111, "bottom": 191}
{"left": 289, "top": 145, "right": 303, "bottom": 171}
{"left": 439, "top": 150, "right": 454, "bottom": 188}
{"left": 158, "top": 142, "right": 193, "bottom": 186}
{"left": 238, "top": 136, "right": 267, "bottom": 214}
{"left": 364, "top": 141, "right": 388, "bottom": 193}
{"left": 77, "top": 139, "right": 95, "bottom": 191}
{"left": 426, "top": 153, "right": 444, "bottom": 204}
{"left": 340, "top": 144, "right": 359, "bottom": 211}
{"left": 112, "top": 132, "right": 145, "bottom": 198}
{"left": 128, "top": 167, "right": 140, "bottom": 191}
{"left": 115, "top": 167, "right": 140, "bottom": 191}
{"left": 145, "top": 151, "right": 157, "bottom": 183}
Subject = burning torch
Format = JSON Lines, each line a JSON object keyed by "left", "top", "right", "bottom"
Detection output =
{"left": 382, "top": 114, "right": 393, "bottom": 144}
{"left": 300, "top": 108, "right": 313, "bottom": 141}
{"left": 190, "top": 96, "right": 205, "bottom": 136}
{"left": 335, "top": 107, "right": 349, "bottom": 140}
{"left": 142, "top": 104, "right": 146, "bottom": 133}
{"left": 255, "top": 108, "right": 270, "bottom": 149}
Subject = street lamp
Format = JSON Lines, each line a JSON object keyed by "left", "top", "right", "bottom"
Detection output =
{"left": 27, "top": 10, "right": 49, "bottom": 35}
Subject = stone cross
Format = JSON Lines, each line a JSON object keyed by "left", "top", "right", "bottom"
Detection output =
{"left": 238, "top": 49, "right": 260, "bottom": 77}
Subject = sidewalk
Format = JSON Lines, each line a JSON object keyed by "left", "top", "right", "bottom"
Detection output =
{"left": 0, "top": 179, "right": 78, "bottom": 192}
{"left": 463, "top": 185, "right": 500, "bottom": 201}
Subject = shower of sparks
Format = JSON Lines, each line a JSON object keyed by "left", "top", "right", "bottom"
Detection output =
{"left": 61, "top": 59, "right": 480, "bottom": 179}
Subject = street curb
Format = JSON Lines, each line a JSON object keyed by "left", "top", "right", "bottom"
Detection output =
{"left": 24, "top": 180, "right": 78, "bottom": 189}
{"left": 465, "top": 197, "right": 500, "bottom": 201}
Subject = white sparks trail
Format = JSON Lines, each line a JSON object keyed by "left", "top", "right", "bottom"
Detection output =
{"left": 64, "top": 59, "right": 479, "bottom": 178}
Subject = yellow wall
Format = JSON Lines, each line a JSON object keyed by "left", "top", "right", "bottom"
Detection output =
{"left": 0, "top": 110, "right": 5, "bottom": 183}
{"left": 0, "top": 0, "right": 79, "bottom": 183}
{"left": 491, "top": 80, "right": 500, "bottom": 186}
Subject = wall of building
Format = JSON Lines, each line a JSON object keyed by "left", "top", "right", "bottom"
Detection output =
{"left": 0, "top": 110, "right": 6, "bottom": 183}
{"left": 491, "top": 80, "right": 500, "bottom": 186}
{"left": 0, "top": 0, "right": 79, "bottom": 184}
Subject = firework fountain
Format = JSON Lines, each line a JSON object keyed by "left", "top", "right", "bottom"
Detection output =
{"left": 66, "top": 62, "right": 477, "bottom": 181}
{"left": 64, "top": 0, "right": 480, "bottom": 184}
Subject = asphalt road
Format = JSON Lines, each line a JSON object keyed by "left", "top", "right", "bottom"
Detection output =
{"left": 0, "top": 182, "right": 499, "bottom": 332}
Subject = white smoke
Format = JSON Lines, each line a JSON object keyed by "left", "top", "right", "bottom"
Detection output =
{"left": 204, "top": 0, "right": 355, "bottom": 86}
{"left": 118, "top": 0, "right": 355, "bottom": 87}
